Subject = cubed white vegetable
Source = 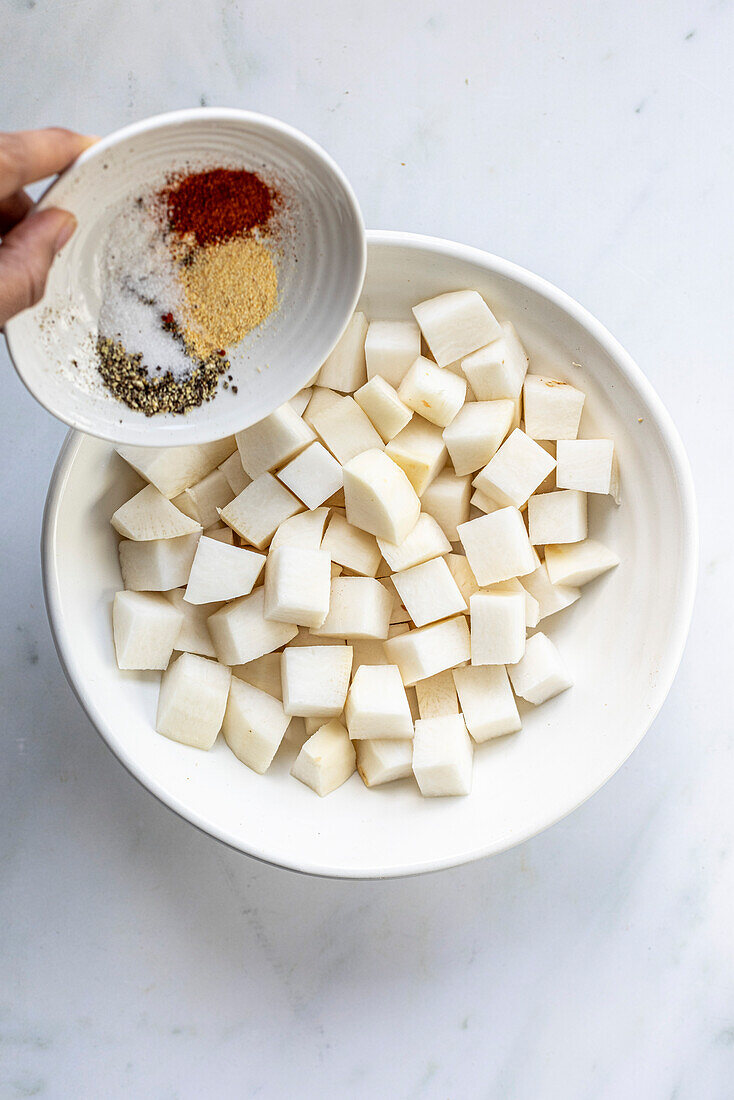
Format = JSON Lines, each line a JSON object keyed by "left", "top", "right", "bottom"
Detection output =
{"left": 218, "top": 450, "right": 251, "bottom": 496}
{"left": 356, "top": 739, "right": 414, "bottom": 786}
{"left": 377, "top": 513, "right": 451, "bottom": 572}
{"left": 277, "top": 441, "right": 343, "bottom": 510}
{"left": 232, "top": 652, "right": 283, "bottom": 699}
{"left": 412, "top": 714, "right": 473, "bottom": 797}
{"left": 364, "top": 319, "right": 422, "bottom": 387}
{"left": 350, "top": 638, "right": 390, "bottom": 667}
{"left": 291, "top": 719, "right": 356, "bottom": 796}
{"left": 469, "top": 487, "right": 501, "bottom": 514}
{"left": 383, "top": 615, "right": 471, "bottom": 686}
{"left": 303, "top": 386, "right": 344, "bottom": 429}
{"left": 156, "top": 652, "right": 231, "bottom": 750}
{"left": 310, "top": 395, "right": 384, "bottom": 464}
{"left": 398, "top": 356, "right": 467, "bottom": 427}
{"left": 165, "top": 589, "right": 220, "bottom": 658}
{"left": 520, "top": 555, "right": 581, "bottom": 619}
{"left": 111, "top": 485, "right": 201, "bottom": 541}
{"left": 413, "top": 290, "right": 501, "bottom": 368}
{"left": 220, "top": 473, "right": 303, "bottom": 550}
{"left": 527, "top": 490, "right": 587, "bottom": 545}
{"left": 385, "top": 419, "right": 447, "bottom": 496}
{"left": 345, "top": 664, "right": 414, "bottom": 739}
{"left": 555, "top": 439, "right": 619, "bottom": 498}
{"left": 236, "top": 403, "right": 315, "bottom": 478}
{"left": 354, "top": 375, "right": 413, "bottom": 442}
{"left": 445, "top": 553, "right": 480, "bottom": 603}
{"left": 342, "top": 449, "right": 420, "bottom": 543}
{"left": 420, "top": 468, "right": 472, "bottom": 541}
{"left": 289, "top": 387, "right": 313, "bottom": 416}
{"left": 473, "top": 428, "right": 556, "bottom": 509}
{"left": 415, "top": 669, "right": 459, "bottom": 718}
{"left": 457, "top": 507, "right": 535, "bottom": 585}
{"left": 270, "top": 507, "right": 329, "bottom": 551}
{"left": 263, "top": 545, "right": 331, "bottom": 628}
{"left": 453, "top": 664, "right": 521, "bottom": 742}
{"left": 508, "top": 632, "right": 572, "bottom": 705}
{"left": 222, "top": 677, "right": 290, "bottom": 774}
{"left": 317, "top": 311, "right": 368, "bottom": 392}
{"left": 184, "top": 536, "right": 265, "bottom": 604}
{"left": 119, "top": 532, "right": 200, "bottom": 591}
{"left": 282, "top": 646, "right": 353, "bottom": 717}
{"left": 116, "top": 437, "right": 236, "bottom": 499}
{"left": 208, "top": 588, "right": 298, "bottom": 666}
{"left": 460, "top": 321, "right": 528, "bottom": 400}
{"left": 442, "top": 399, "right": 515, "bottom": 476}
{"left": 489, "top": 577, "right": 541, "bottom": 629}
{"left": 320, "top": 512, "right": 381, "bottom": 577}
{"left": 113, "top": 590, "right": 183, "bottom": 670}
{"left": 311, "top": 577, "right": 392, "bottom": 640}
{"left": 173, "top": 468, "right": 234, "bottom": 529}
{"left": 204, "top": 524, "right": 235, "bottom": 545}
{"left": 392, "top": 556, "right": 467, "bottom": 627}
{"left": 544, "top": 538, "right": 620, "bottom": 587}
{"left": 523, "top": 376, "right": 585, "bottom": 440}
{"left": 469, "top": 592, "right": 526, "bottom": 665}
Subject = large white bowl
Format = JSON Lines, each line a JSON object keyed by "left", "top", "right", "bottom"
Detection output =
{"left": 6, "top": 108, "right": 365, "bottom": 447}
{"left": 42, "top": 231, "right": 697, "bottom": 879}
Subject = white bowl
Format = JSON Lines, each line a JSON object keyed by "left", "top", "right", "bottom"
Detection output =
{"left": 42, "top": 231, "right": 697, "bottom": 879}
{"left": 6, "top": 108, "right": 365, "bottom": 446}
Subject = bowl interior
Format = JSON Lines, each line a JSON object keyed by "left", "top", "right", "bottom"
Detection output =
{"left": 43, "top": 233, "right": 696, "bottom": 878}
{"left": 6, "top": 109, "right": 365, "bottom": 446}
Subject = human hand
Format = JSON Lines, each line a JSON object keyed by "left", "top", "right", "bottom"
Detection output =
{"left": 0, "top": 128, "right": 95, "bottom": 328}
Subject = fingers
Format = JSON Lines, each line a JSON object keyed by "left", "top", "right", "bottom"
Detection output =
{"left": 0, "top": 207, "right": 76, "bottom": 327}
{"left": 0, "top": 190, "right": 33, "bottom": 235}
{"left": 0, "top": 128, "right": 95, "bottom": 202}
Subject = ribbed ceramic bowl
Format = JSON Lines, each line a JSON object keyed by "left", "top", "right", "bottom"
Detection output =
{"left": 6, "top": 108, "right": 365, "bottom": 446}
{"left": 42, "top": 232, "right": 697, "bottom": 879}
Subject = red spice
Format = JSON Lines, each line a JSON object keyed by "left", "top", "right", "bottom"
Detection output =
{"left": 162, "top": 167, "right": 276, "bottom": 246}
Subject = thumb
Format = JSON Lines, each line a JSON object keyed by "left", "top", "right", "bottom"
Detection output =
{"left": 0, "top": 207, "right": 76, "bottom": 327}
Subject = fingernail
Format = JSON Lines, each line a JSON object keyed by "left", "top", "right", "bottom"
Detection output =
{"left": 55, "top": 214, "right": 77, "bottom": 253}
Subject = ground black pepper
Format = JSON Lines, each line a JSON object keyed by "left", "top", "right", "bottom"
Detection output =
{"left": 96, "top": 335, "right": 230, "bottom": 416}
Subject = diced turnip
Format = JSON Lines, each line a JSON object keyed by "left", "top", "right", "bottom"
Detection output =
{"left": 289, "top": 387, "right": 313, "bottom": 416}
{"left": 383, "top": 615, "right": 471, "bottom": 686}
{"left": 544, "top": 538, "right": 620, "bottom": 587}
{"left": 218, "top": 450, "right": 251, "bottom": 496}
{"left": 303, "top": 386, "right": 343, "bottom": 429}
{"left": 119, "top": 532, "right": 200, "bottom": 591}
{"left": 527, "top": 490, "right": 587, "bottom": 545}
{"left": 269, "top": 507, "right": 329, "bottom": 551}
{"left": 232, "top": 652, "right": 283, "bottom": 699}
{"left": 208, "top": 588, "right": 298, "bottom": 666}
{"left": 413, "top": 290, "right": 501, "bottom": 368}
{"left": 420, "top": 468, "right": 472, "bottom": 540}
{"left": 377, "top": 513, "right": 451, "bottom": 572}
{"left": 350, "top": 638, "right": 390, "bottom": 667}
{"left": 156, "top": 652, "right": 231, "bottom": 750}
{"left": 276, "top": 441, "right": 343, "bottom": 510}
{"left": 342, "top": 448, "right": 420, "bottom": 543}
{"left": 442, "top": 399, "right": 514, "bottom": 476}
{"left": 520, "top": 555, "right": 581, "bottom": 619}
{"left": 356, "top": 739, "right": 414, "bottom": 786}
{"left": 364, "top": 319, "right": 422, "bottom": 387}
{"left": 392, "top": 556, "right": 467, "bottom": 627}
{"left": 165, "top": 588, "right": 220, "bottom": 658}
{"left": 460, "top": 321, "right": 528, "bottom": 400}
{"left": 173, "top": 468, "right": 234, "bottom": 529}
{"left": 281, "top": 645, "right": 353, "bottom": 716}
{"left": 264, "top": 545, "right": 331, "bottom": 628}
{"left": 469, "top": 591, "right": 525, "bottom": 665}
{"left": 385, "top": 419, "right": 447, "bottom": 496}
{"left": 320, "top": 512, "right": 381, "bottom": 577}
{"left": 236, "top": 403, "right": 316, "bottom": 478}
{"left": 508, "top": 632, "right": 572, "bottom": 705}
{"left": 116, "top": 437, "right": 236, "bottom": 498}
{"left": 523, "top": 376, "right": 585, "bottom": 440}
{"left": 205, "top": 524, "right": 235, "bottom": 545}
{"left": 457, "top": 507, "right": 535, "bottom": 585}
{"left": 445, "top": 553, "right": 481, "bottom": 602}
{"left": 412, "top": 714, "right": 473, "bottom": 796}
{"left": 345, "top": 664, "right": 414, "bottom": 739}
{"left": 470, "top": 487, "right": 501, "bottom": 514}
{"left": 453, "top": 664, "right": 521, "bottom": 742}
{"left": 317, "top": 311, "right": 368, "bottom": 392}
{"left": 111, "top": 485, "right": 201, "bottom": 541}
{"left": 311, "top": 577, "right": 392, "bottom": 640}
{"left": 555, "top": 439, "right": 619, "bottom": 499}
{"left": 354, "top": 375, "right": 413, "bottom": 441}
{"left": 222, "top": 677, "right": 290, "bottom": 773}
{"left": 219, "top": 473, "right": 303, "bottom": 549}
{"left": 303, "top": 715, "right": 332, "bottom": 736}
{"left": 415, "top": 669, "right": 459, "bottom": 719}
{"left": 184, "top": 536, "right": 265, "bottom": 604}
{"left": 291, "top": 719, "right": 356, "bottom": 796}
{"left": 309, "top": 395, "right": 384, "bottom": 464}
{"left": 398, "top": 356, "right": 466, "bottom": 427}
{"left": 473, "top": 428, "right": 556, "bottom": 509}
{"left": 113, "top": 590, "right": 183, "bottom": 670}
{"left": 489, "top": 577, "right": 541, "bottom": 629}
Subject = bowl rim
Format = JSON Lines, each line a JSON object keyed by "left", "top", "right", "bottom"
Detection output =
{"left": 41, "top": 229, "right": 699, "bottom": 879}
{"left": 6, "top": 107, "right": 366, "bottom": 447}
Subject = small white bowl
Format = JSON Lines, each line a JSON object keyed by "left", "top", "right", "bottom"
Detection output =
{"left": 6, "top": 108, "right": 365, "bottom": 446}
{"left": 42, "top": 231, "right": 697, "bottom": 879}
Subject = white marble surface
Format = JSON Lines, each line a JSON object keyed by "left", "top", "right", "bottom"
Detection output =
{"left": 1, "top": 1, "right": 731, "bottom": 1096}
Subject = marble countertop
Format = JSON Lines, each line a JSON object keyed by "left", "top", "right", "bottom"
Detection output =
{"left": 1, "top": 2, "right": 731, "bottom": 1097}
